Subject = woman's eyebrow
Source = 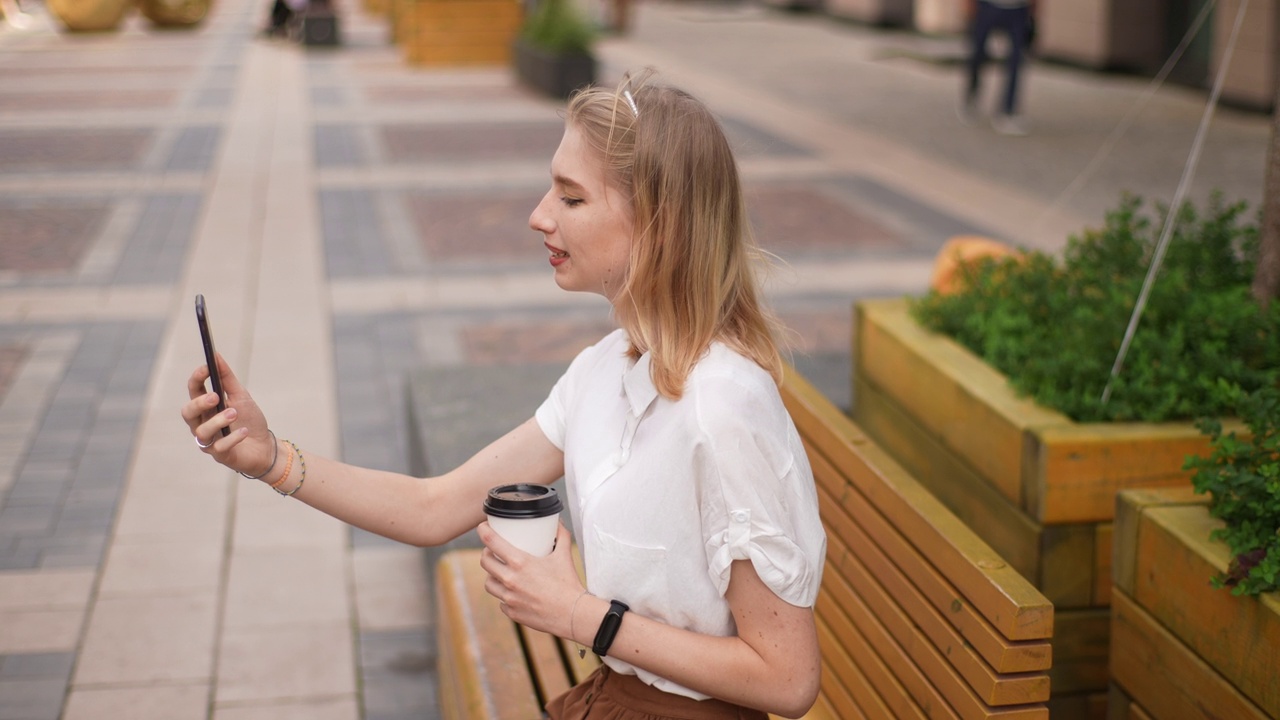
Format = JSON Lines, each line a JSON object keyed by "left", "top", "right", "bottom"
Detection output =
{"left": 554, "top": 174, "right": 587, "bottom": 193}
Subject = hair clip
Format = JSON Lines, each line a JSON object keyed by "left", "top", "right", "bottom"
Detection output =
{"left": 622, "top": 89, "right": 639, "bottom": 118}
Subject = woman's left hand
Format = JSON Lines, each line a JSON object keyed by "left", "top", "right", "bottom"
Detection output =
{"left": 478, "top": 521, "right": 583, "bottom": 639}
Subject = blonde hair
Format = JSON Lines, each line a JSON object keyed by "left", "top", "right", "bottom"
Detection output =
{"left": 566, "top": 70, "right": 784, "bottom": 400}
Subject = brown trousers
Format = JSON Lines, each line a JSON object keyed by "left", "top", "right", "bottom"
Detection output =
{"left": 545, "top": 665, "right": 769, "bottom": 720}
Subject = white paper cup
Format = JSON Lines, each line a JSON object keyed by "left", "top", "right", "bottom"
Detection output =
{"left": 483, "top": 484, "right": 563, "bottom": 557}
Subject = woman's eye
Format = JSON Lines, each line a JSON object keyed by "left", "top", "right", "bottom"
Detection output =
{"left": 561, "top": 197, "right": 584, "bottom": 207}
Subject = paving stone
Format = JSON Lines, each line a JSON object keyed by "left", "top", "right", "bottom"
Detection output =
{"left": 0, "top": 130, "right": 152, "bottom": 172}
{"left": 315, "top": 125, "right": 365, "bottom": 167}
{"left": 358, "top": 628, "right": 437, "bottom": 720}
{"left": 460, "top": 317, "right": 617, "bottom": 366}
{"left": 0, "top": 89, "right": 177, "bottom": 113}
{"left": 165, "top": 127, "right": 221, "bottom": 173}
{"left": 746, "top": 181, "right": 901, "bottom": 257}
{"left": 406, "top": 190, "right": 545, "bottom": 262}
{"left": 0, "top": 204, "right": 111, "bottom": 273}
{"left": 114, "top": 194, "right": 201, "bottom": 284}
{"left": 380, "top": 121, "right": 563, "bottom": 163}
{"left": 0, "top": 652, "right": 74, "bottom": 680}
{"left": 362, "top": 84, "right": 523, "bottom": 105}
{"left": 320, "top": 189, "right": 393, "bottom": 277}
{"left": 0, "top": 346, "right": 27, "bottom": 404}
{"left": 0, "top": 676, "right": 65, "bottom": 720}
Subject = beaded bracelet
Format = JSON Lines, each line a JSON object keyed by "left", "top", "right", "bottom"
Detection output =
{"left": 239, "top": 430, "right": 279, "bottom": 480}
{"left": 278, "top": 440, "right": 306, "bottom": 497}
{"left": 268, "top": 440, "right": 295, "bottom": 493}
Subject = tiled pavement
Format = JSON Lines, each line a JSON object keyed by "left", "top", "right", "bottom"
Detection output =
{"left": 0, "top": 0, "right": 1270, "bottom": 718}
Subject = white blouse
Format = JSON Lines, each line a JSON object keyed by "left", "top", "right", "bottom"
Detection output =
{"left": 535, "top": 329, "right": 826, "bottom": 700}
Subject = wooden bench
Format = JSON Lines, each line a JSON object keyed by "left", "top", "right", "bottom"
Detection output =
{"left": 435, "top": 365, "right": 1054, "bottom": 719}
{"left": 781, "top": 366, "right": 1054, "bottom": 719}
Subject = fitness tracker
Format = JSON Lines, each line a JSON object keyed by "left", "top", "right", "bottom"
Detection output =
{"left": 592, "top": 599, "right": 630, "bottom": 657}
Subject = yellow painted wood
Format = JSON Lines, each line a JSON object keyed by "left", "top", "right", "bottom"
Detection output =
{"left": 436, "top": 550, "right": 542, "bottom": 720}
{"left": 1093, "top": 523, "right": 1112, "bottom": 607}
{"left": 855, "top": 298, "right": 1244, "bottom": 526}
{"left": 853, "top": 375, "right": 1042, "bottom": 581}
{"left": 784, "top": 366, "right": 1053, "bottom": 641}
{"left": 856, "top": 300, "right": 1049, "bottom": 506}
{"left": 819, "top": 569, "right": 963, "bottom": 720}
{"left": 1044, "top": 690, "right": 1110, "bottom": 720}
{"left": 815, "top": 591, "right": 931, "bottom": 720}
{"left": 822, "top": 562, "right": 1050, "bottom": 720}
{"left": 1111, "top": 590, "right": 1271, "bottom": 720}
{"left": 859, "top": 373, "right": 1109, "bottom": 609}
{"left": 518, "top": 624, "right": 572, "bottom": 706}
{"left": 1129, "top": 501, "right": 1280, "bottom": 717}
{"left": 1112, "top": 487, "right": 1204, "bottom": 596}
{"left": 1038, "top": 523, "right": 1096, "bottom": 609}
{"left": 1044, "top": 608, "right": 1110, "bottom": 695}
{"left": 818, "top": 479, "right": 1051, "bottom": 674}
{"left": 1028, "top": 424, "right": 1211, "bottom": 524}
{"left": 397, "top": 0, "right": 522, "bottom": 66}
{"left": 828, "top": 525, "right": 1050, "bottom": 705}
{"left": 810, "top": 622, "right": 874, "bottom": 720}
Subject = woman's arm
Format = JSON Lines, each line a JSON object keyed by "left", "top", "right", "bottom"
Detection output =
{"left": 181, "top": 354, "right": 565, "bottom": 547}
{"left": 479, "top": 525, "right": 821, "bottom": 718}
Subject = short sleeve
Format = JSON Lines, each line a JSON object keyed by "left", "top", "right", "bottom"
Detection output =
{"left": 694, "top": 370, "right": 826, "bottom": 608}
{"left": 535, "top": 329, "right": 625, "bottom": 451}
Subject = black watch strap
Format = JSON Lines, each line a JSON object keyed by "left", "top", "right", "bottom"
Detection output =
{"left": 592, "top": 599, "right": 630, "bottom": 657}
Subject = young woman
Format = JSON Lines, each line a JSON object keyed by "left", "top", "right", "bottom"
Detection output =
{"left": 182, "top": 71, "right": 826, "bottom": 720}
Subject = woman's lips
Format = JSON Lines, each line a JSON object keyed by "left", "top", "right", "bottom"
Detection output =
{"left": 546, "top": 243, "right": 569, "bottom": 266}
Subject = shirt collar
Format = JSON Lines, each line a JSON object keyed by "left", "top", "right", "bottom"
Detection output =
{"left": 622, "top": 352, "right": 659, "bottom": 417}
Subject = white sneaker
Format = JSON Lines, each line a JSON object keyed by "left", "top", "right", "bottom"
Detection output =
{"left": 991, "top": 113, "right": 1030, "bottom": 136}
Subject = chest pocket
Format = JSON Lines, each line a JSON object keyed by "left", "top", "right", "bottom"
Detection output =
{"left": 588, "top": 527, "right": 670, "bottom": 619}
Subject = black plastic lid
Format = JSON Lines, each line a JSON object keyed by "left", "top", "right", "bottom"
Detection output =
{"left": 483, "top": 484, "right": 562, "bottom": 519}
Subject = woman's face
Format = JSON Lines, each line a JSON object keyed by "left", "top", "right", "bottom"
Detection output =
{"left": 529, "top": 123, "right": 634, "bottom": 301}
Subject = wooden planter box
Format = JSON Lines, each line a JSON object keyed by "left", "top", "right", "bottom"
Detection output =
{"left": 1110, "top": 487, "right": 1279, "bottom": 719}
{"left": 395, "top": 0, "right": 522, "bottom": 66}
{"left": 850, "top": 298, "right": 1240, "bottom": 708}
{"left": 512, "top": 37, "right": 595, "bottom": 100}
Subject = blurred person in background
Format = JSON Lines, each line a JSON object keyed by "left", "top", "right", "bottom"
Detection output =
{"left": 959, "top": 0, "right": 1036, "bottom": 136}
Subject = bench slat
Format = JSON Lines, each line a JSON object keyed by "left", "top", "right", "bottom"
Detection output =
{"left": 817, "top": 575, "right": 961, "bottom": 720}
{"left": 437, "top": 550, "right": 543, "bottom": 720}
{"left": 810, "top": 445, "right": 1051, "bottom": 675}
{"left": 821, "top": 564, "right": 1049, "bottom": 720}
{"left": 823, "top": 506, "right": 1050, "bottom": 705}
{"left": 557, "top": 636, "right": 601, "bottom": 685}
{"left": 782, "top": 367, "right": 1052, "bottom": 641}
{"left": 518, "top": 624, "right": 573, "bottom": 706}
{"left": 816, "top": 613, "right": 916, "bottom": 720}
{"left": 817, "top": 590, "right": 932, "bottom": 720}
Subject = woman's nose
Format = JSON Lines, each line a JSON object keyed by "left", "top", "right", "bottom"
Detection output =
{"left": 529, "top": 191, "right": 554, "bottom": 233}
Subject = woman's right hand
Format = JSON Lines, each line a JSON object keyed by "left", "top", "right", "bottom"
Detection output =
{"left": 181, "top": 353, "right": 276, "bottom": 479}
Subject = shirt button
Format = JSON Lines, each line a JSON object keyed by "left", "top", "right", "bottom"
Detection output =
{"left": 732, "top": 510, "right": 749, "bottom": 524}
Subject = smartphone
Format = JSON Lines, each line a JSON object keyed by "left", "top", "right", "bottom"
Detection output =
{"left": 194, "top": 294, "right": 230, "bottom": 437}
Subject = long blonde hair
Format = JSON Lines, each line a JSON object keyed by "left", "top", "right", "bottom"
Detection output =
{"left": 566, "top": 71, "right": 784, "bottom": 400}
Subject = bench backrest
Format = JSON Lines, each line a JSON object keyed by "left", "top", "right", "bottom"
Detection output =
{"left": 780, "top": 365, "right": 1054, "bottom": 720}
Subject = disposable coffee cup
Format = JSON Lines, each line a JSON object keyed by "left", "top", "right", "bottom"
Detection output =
{"left": 483, "top": 484, "right": 563, "bottom": 557}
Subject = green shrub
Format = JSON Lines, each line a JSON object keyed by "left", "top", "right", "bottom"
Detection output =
{"left": 1186, "top": 382, "right": 1280, "bottom": 596}
{"left": 911, "top": 194, "right": 1280, "bottom": 422}
{"left": 522, "top": 0, "right": 594, "bottom": 54}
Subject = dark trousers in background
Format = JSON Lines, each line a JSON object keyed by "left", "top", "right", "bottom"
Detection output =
{"left": 965, "top": 2, "right": 1030, "bottom": 117}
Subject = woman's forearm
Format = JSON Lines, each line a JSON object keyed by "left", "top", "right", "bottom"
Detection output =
{"left": 259, "top": 417, "right": 564, "bottom": 547}
{"left": 259, "top": 443, "right": 477, "bottom": 546}
{"left": 566, "top": 561, "right": 821, "bottom": 718}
